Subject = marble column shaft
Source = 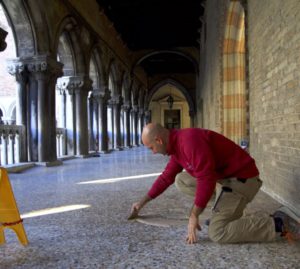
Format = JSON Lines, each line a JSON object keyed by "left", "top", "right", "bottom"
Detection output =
{"left": 112, "top": 100, "right": 122, "bottom": 150}
{"left": 28, "top": 56, "right": 63, "bottom": 163}
{"left": 75, "top": 86, "right": 90, "bottom": 156}
{"left": 94, "top": 93, "right": 108, "bottom": 153}
{"left": 63, "top": 76, "right": 91, "bottom": 157}
{"left": 138, "top": 111, "right": 144, "bottom": 144}
{"left": 123, "top": 106, "right": 131, "bottom": 148}
{"left": 131, "top": 107, "right": 139, "bottom": 146}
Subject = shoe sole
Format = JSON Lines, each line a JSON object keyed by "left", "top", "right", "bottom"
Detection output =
{"left": 277, "top": 206, "right": 300, "bottom": 223}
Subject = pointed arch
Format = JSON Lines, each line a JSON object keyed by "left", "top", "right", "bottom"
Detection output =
{"left": 147, "top": 79, "right": 195, "bottom": 114}
{"left": 121, "top": 71, "right": 131, "bottom": 104}
{"left": 89, "top": 44, "right": 106, "bottom": 90}
{"left": 1, "top": 0, "right": 35, "bottom": 56}
{"left": 53, "top": 16, "right": 86, "bottom": 75}
{"left": 107, "top": 60, "right": 118, "bottom": 96}
{"left": 221, "top": 1, "right": 247, "bottom": 144}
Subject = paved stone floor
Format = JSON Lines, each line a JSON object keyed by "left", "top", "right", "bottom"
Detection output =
{"left": 0, "top": 147, "right": 299, "bottom": 269}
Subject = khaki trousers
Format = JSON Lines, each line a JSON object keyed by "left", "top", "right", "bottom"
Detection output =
{"left": 175, "top": 171, "right": 277, "bottom": 243}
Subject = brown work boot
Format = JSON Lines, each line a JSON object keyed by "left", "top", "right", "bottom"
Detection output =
{"left": 273, "top": 207, "right": 300, "bottom": 243}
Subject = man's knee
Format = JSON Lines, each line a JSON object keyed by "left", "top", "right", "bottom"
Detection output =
{"left": 174, "top": 174, "right": 184, "bottom": 190}
{"left": 208, "top": 222, "right": 228, "bottom": 244}
{"left": 174, "top": 173, "right": 195, "bottom": 197}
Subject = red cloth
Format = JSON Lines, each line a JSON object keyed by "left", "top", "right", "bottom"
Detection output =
{"left": 147, "top": 128, "right": 259, "bottom": 208}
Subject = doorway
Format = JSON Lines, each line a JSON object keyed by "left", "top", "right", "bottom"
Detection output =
{"left": 164, "top": 109, "right": 180, "bottom": 129}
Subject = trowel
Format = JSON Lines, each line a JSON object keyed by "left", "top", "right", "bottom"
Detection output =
{"left": 127, "top": 208, "right": 139, "bottom": 220}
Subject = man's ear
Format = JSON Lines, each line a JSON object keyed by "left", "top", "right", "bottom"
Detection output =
{"left": 155, "top": 136, "right": 163, "bottom": 144}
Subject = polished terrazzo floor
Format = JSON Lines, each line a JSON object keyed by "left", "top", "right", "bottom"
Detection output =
{"left": 0, "top": 147, "right": 299, "bottom": 269}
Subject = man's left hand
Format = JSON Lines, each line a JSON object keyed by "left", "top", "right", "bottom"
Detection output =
{"left": 186, "top": 213, "right": 201, "bottom": 244}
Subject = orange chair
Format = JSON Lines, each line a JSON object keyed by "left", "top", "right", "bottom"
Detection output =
{"left": 0, "top": 167, "right": 28, "bottom": 246}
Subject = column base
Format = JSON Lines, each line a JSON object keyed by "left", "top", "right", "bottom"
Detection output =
{"left": 4, "top": 163, "right": 35, "bottom": 173}
{"left": 99, "top": 149, "right": 112, "bottom": 154}
{"left": 36, "top": 160, "right": 63, "bottom": 167}
{"left": 58, "top": 155, "right": 76, "bottom": 161}
{"left": 88, "top": 152, "right": 101, "bottom": 157}
{"left": 75, "top": 154, "right": 91, "bottom": 159}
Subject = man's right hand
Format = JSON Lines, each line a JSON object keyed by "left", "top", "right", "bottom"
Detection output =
{"left": 131, "top": 202, "right": 142, "bottom": 213}
{"left": 128, "top": 202, "right": 141, "bottom": 220}
{"left": 129, "top": 195, "right": 152, "bottom": 220}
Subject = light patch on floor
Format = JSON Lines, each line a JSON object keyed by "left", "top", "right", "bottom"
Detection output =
{"left": 21, "top": 204, "right": 90, "bottom": 219}
{"left": 77, "top": 172, "right": 161, "bottom": 184}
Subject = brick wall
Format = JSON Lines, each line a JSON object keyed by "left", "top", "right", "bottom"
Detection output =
{"left": 248, "top": 0, "right": 300, "bottom": 214}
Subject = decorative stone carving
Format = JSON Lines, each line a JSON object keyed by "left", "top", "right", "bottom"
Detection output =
{"left": 0, "top": 27, "right": 8, "bottom": 51}
{"left": 57, "top": 76, "right": 92, "bottom": 94}
{"left": 27, "top": 55, "right": 63, "bottom": 80}
{"left": 6, "top": 60, "right": 28, "bottom": 83}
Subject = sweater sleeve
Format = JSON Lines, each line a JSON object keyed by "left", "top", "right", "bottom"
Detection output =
{"left": 148, "top": 156, "right": 183, "bottom": 199}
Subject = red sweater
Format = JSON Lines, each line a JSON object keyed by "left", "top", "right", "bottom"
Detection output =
{"left": 148, "top": 128, "right": 259, "bottom": 208}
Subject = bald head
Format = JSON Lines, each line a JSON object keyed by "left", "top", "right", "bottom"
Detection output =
{"left": 142, "top": 123, "right": 170, "bottom": 155}
{"left": 142, "top": 123, "right": 165, "bottom": 142}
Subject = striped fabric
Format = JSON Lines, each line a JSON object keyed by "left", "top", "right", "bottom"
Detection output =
{"left": 221, "top": 0, "right": 247, "bottom": 144}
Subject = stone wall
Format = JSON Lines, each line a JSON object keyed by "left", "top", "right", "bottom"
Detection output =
{"left": 247, "top": 0, "right": 300, "bottom": 214}
{"left": 199, "top": 0, "right": 300, "bottom": 214}
{"left": 197, "top": 0, "right": 226, "bottom": 132}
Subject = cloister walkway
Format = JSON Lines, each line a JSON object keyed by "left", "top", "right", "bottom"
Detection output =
{"left": 0, "top": 147, "right": 299, "bottom": 269}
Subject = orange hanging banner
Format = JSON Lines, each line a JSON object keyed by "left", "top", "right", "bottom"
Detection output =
{"left": 0, "top": 167, "right": 28, "bottom": 246}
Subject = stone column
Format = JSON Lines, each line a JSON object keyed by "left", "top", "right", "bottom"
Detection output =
{"left": 28, "top": 55, "right": 63, "bottom": 165}
{"left": 1, "top": 134, "right": 8, "bottom": 165}
{"left": 59, "top": 76, "right": 91, "bottom": 157}
{"left": 8, "top": 133, "right": 15, "bottom": 164}
{"left": 189, "top": 110, "right": 195, "bottom": 127}
{"left": 120, "top": 106, "right": 124, "bottom": 147}
{"left": 107, "top": 100, "right": 113, "bottom": 150}
{"left": 123, "top": 105, "right": 131, "bottom": 148}
{"left": 144, "top": 110, "right": 151, "bottom": 125}
{"left": 92, "top": 93, "right": 99, "bottom": 151}
{"left": 111, "top": 97, "right": 122, "bottom": 150}
{"left": 94, "top": 91, "right": 109, "bottom": 153}
{"left": 129, "top": 108, "right": 134, "bottom": 146}
{"left": 56, "top": 87, "right": 66, "bottom": 128}
{"left": 55, "top": 87, "right": 66, "bottom": 155}
{"left": 138, "top": 109, "right": 144, "bottom": 144}
{"left": 27, "top": 74, "right": 38, "bottom": 162}
{"left": 7, "top": 60, "right": 29, "bottom": 162}
{"left": 57, "top": 77, "right": 75, "bottom": 156}
{"left": 131, "top": 106, "right": 139, "bottom": 146}
{"left": 74, "top": 77, "right": 91, "bottom": 157}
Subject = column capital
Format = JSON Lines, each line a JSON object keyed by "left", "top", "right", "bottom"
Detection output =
{"left": 6, "top": 59, "right": 26, "bottom": 75}
{"left": 93, "top": 89, "right": 110, "bottom": 103}
{"left": 6, "top": 59, "right": 28, "bottom": 83}
{"left": 110, "top": 95, "right": 122, "bottom": 105}
{"left": 57, "top": 76, "right": 92, "bottom": 94}
{"left": 7, "top": 55, "right": 63, "bottom": 82}
{"left": 122, "top": 103, "right": 131, "bottom": 111}
{"left": 138, "top": 108, "right": 144, "bottom": 115}
{"left": 27, "top": 55, "right": 63, "bottom": 79}
{"left": 132, "top": 105, "right": 139, "bottom": 112}
{"left": 144, "top": 110, "right": 151, "bottom": 116}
